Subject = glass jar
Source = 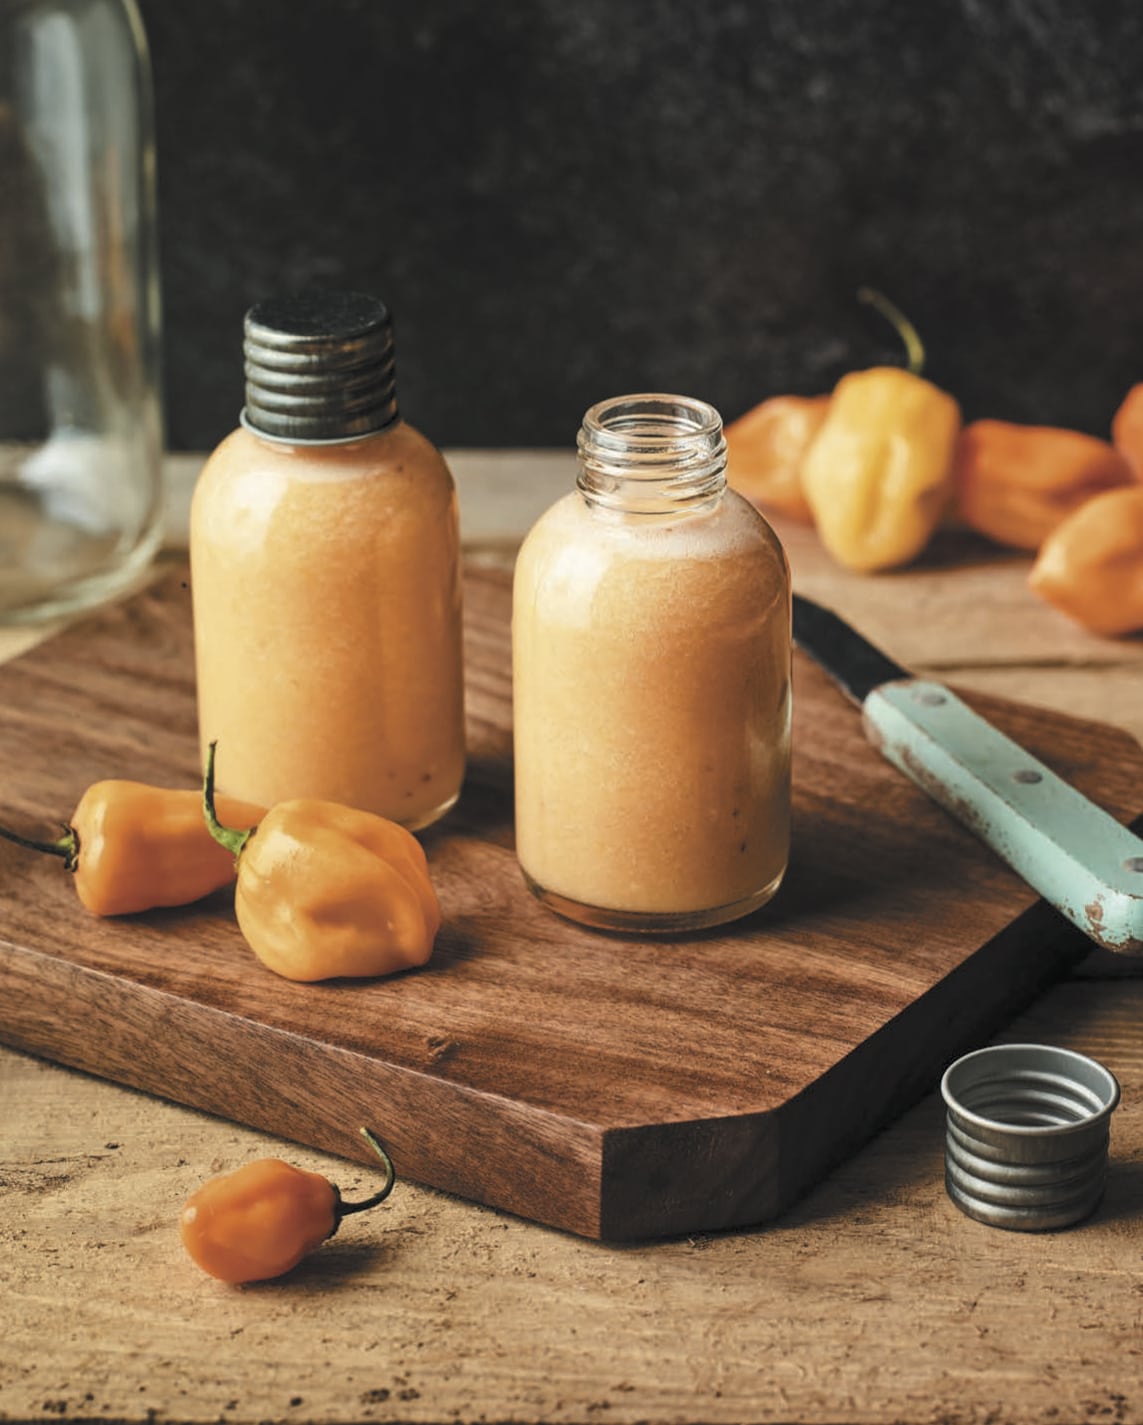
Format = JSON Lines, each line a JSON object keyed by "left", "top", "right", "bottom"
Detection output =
{"left": 512, "top": 393, "right": 792, "bottom": 933}
{"left": 191, "top": 292, "right": 465, "bottom": 829}
{"left": 0, "top": 0, "right": 162, "bottom": 623}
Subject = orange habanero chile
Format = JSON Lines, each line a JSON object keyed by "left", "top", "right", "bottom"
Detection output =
{"left": 180, "top": 1127, "right": 396, "bottom": 1284}
{"left": 0, "top": 781, "right": 264, "bottom": 915}
{"left": 954, "top": 420, "right": 1135, "bottom": 551}
{"left": 800, "top": 289, "right": 961, "bottom": 573}
{"left": 725, "top": 394, "right": 830, "bottom": 524}
{"left": 1028, "top": 484, "right": 1143, "bottom": 637}
{"left": 1112, "top": 384, "right": 1143, "bottom": 479}
{"left": 203, "top": 743, "right": 440, "bottom": 983}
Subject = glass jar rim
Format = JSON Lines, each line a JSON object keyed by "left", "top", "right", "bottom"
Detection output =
{"left": 576, "top": 393, "right": 727, "bottom": 512}
{"left": 580, "top": 393, "right": 723, "bottom": 451}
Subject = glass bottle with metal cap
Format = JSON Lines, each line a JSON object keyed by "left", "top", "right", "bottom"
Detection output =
{"left": 512, "top": 393, "right": 792, "bottom": 933}
{"left": 190, "top": 291, "right": 465, "bottom": 830}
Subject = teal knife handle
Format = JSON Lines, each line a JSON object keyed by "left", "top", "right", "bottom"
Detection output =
{"left": 862, "top": 680, "right": 1143, "bottom": 954}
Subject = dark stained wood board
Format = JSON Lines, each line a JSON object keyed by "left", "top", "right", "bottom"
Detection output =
{"left": 1, "top": 565, "right": 1141, "bottom": 1241}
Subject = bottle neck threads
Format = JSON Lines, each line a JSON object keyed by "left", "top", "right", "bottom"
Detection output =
{"left": 576, "top": 394, "right": 727, "bottom": 514}
{"left": 242, "top": 291, "right": 399, "bottom": 443}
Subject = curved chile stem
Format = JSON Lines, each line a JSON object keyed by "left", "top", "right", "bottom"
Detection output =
{"left": 202, "top": 741, "right": 254, "bottom": 860}
{"left": 857, "top": 286, "right": 926, "bottom": 377}
{"left": 336, "top": 1128, "right": 397, "bottom": 1221}
{"left": 0, "top": 821, "right": 79, "bottom": 871}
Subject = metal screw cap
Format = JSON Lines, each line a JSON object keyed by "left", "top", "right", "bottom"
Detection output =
{"left": 941, "top": 1043, "right": 1120, "bottom": 1232}
{"left": 242, "top": 290, "right": 398, "bottom": 442}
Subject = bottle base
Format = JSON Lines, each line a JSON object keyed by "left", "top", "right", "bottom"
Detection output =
{"left": 0, "top": 516, "right": 162, "bottom": 626}
{"left": 403, "top": 786, "right": 462, "bottom": 833}
{"left": 521, "top": 868, "right": 786, "bottom": 935}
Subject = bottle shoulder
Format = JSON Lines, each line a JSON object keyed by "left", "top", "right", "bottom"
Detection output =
{"left": 200, "top": 420, "right": 448, "bottom": 476}
{"left": 193, "top": 422, "right": 454, "bottom": 509}
{"left": 191, "top": 421, "right": 458, "bottom": 559}
{"left": 514, "top": 489, "right": 790, "bottom": 624}
{"left": 517, "top": 489, "right": 788, "bottom": 572}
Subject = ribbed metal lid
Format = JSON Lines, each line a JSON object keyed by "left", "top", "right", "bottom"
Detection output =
{"left": 242, "top": 291, "right": 398, "bottom": 442}
{"left": 941, "top": 1043, "right": 1120, "bottom": 1231}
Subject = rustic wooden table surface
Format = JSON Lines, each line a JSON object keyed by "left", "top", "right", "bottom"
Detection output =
{"left": 3, "top": 453, "right": 1143, "bottom": 1425}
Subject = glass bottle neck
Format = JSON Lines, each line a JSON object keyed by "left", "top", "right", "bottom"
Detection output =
{"left": 576, "top": 394, "right": 727, "bottom": 515}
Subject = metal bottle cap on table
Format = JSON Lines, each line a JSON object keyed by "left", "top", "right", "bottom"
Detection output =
{"left": 242, "top": 290, "right": 399, "bottom": 443}
{"left": 941, "top": 1043, "right": 1120, "bottom": 1231}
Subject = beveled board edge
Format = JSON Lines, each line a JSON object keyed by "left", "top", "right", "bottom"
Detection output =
{"left": 597, "top": 894, "right": 1096, "bottom": 1241}
{"left": 0, "top": 940, "right": 606, "bottom": 1239}
{"left": 3, "top": 885, "right": 1095, "bottom": 1242}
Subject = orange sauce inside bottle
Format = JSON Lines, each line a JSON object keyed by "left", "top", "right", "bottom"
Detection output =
{"left": 190, "top": 422, "right": 464, "bottom": 829}
{"left": 513, "top": 488, "right": 790, "bottom": 930}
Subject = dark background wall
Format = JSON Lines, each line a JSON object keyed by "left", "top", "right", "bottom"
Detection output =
{"left": 139, "top": 0, "right": 1143, "bottom": 450}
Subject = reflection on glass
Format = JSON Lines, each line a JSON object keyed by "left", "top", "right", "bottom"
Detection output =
{"left": 0, "top": 0, "right": 162, "bottom": 623}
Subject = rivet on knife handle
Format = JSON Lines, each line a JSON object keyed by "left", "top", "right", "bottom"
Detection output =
{"left": 863, "top": 680, "right": 1143, "bottom": 955}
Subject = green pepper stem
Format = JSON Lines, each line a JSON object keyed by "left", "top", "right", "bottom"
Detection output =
{"left": 857, "top": 286, "right": 926, "bottom": 377}
{"left": 201, "top": 740, "right": 253, "bottom": 860}
{"left": 337, "top": 1128, "right": 397, "bottom": 1218}
{"left": 0, "top": 821, "right": 78, "bottom": 871}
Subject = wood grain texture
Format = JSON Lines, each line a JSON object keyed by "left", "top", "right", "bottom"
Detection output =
{"left": 1, "top": 567, "right": 1141, "bottom": 1240}
{"left": 4, "top": 978, "right": 1143, "bottom": 1425}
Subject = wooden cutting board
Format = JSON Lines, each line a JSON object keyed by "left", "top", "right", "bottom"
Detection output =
{"left": 1, "top": 565, "right": 1140, "bottom": 1240}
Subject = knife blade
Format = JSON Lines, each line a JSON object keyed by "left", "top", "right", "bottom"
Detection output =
{"left": 792, "top": 592, "right": 1143, "bottom": 954}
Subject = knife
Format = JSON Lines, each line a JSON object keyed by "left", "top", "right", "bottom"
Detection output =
{"left": 792, "top": 593, "right": 1143, "bottom": 954}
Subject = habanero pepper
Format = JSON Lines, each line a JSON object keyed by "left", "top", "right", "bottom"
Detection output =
{"left": 1028, "top": 484, "right": 1143, "bottom": 637}
{"left": 724, "top": 394, "right": 830, "bottom": 524}
{"left": 202, "top": 743, "right": 440, "bottom": 983}
{"left": 1112, "top": 383, "right": 1143, "bottom": 479}
{"left": 800, "top": 289, "right": 961, "bottom": 573}
{"left": 0, "top": 780, "right": 264, "bottom": 916}
{"left": 180, "top": 1126, "right": 396, "bottom": 1284}
{"left": 953, "top": 419, "right": 1135, "bottom": 551}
